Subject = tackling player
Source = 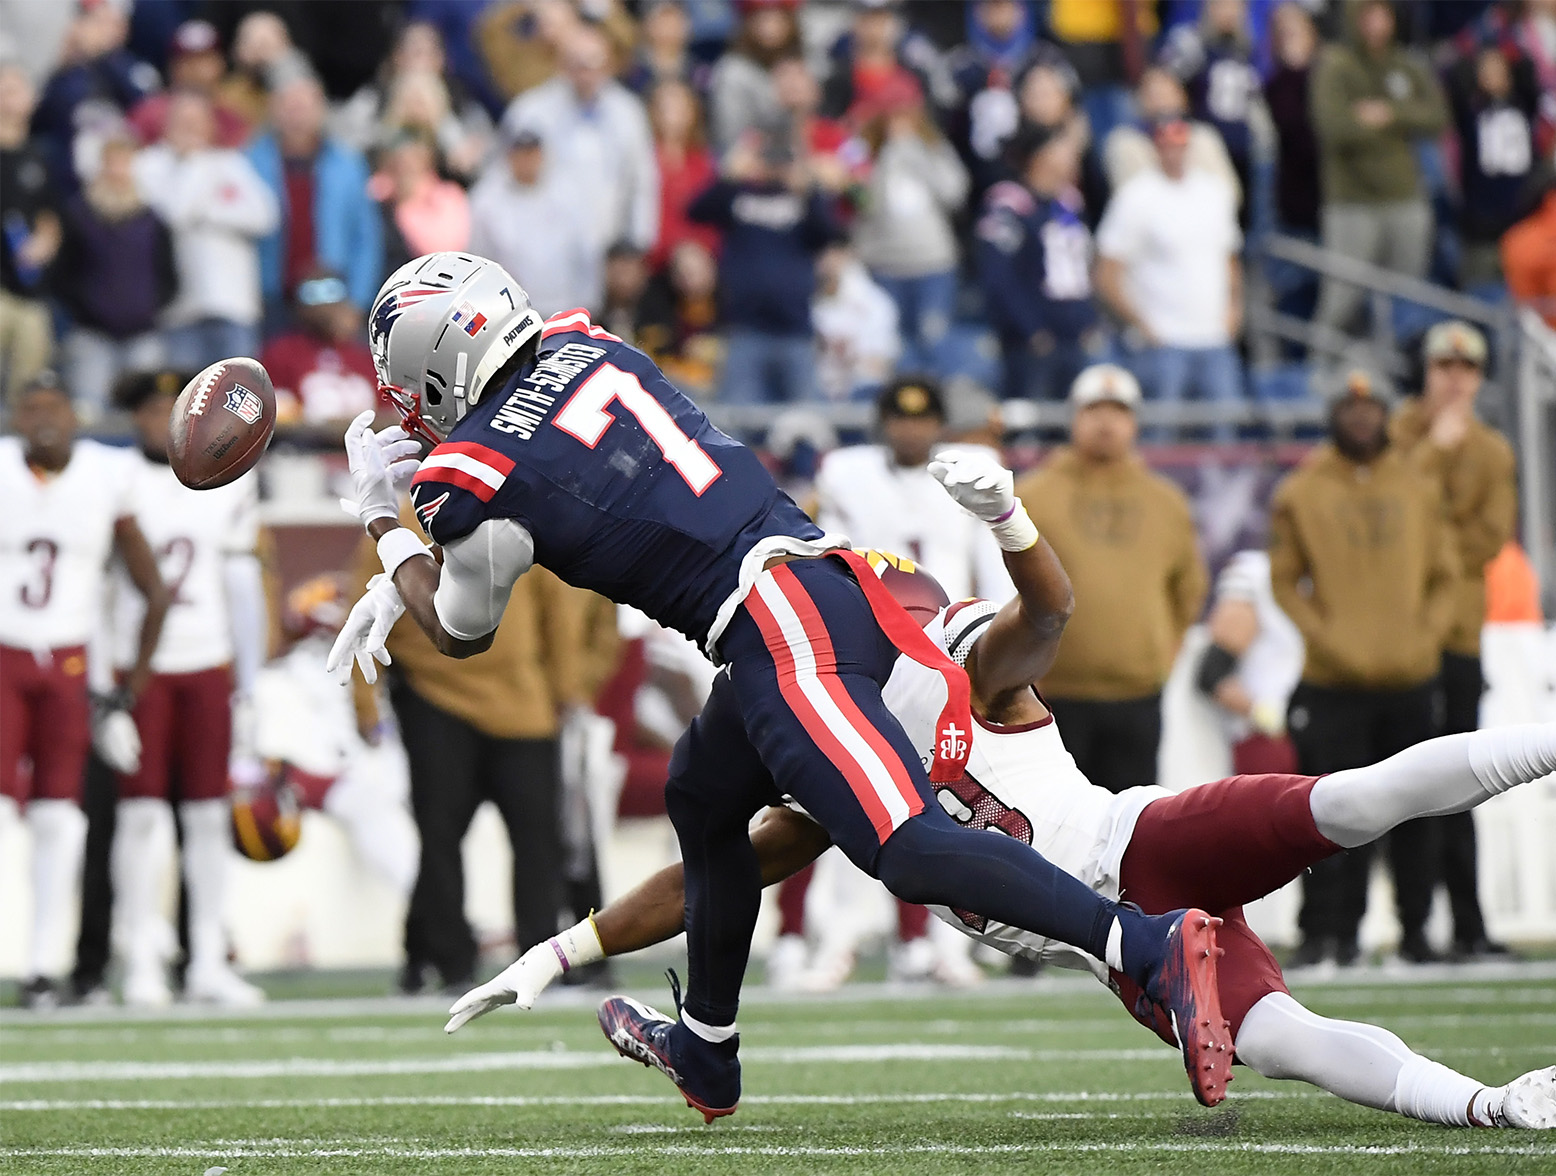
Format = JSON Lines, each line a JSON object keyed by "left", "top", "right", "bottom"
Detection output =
{"left": 0, "top": 373, "right": 169, "bottom": 1009}
{"left": 106, "top": 371, "right": 268, "bottom": 1007}
{"left": 329, "top": 252, "right": 1238, "bottom": 1116}
{"left": 448, "top": 448, "right": 1556, "bottom": 1131}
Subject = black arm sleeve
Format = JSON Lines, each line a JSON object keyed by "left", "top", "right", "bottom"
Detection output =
{"left": 1194, "top": 643, "right": 1239, "bottom": 697}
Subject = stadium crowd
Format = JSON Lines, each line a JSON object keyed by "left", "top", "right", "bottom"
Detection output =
{"left": 3, "top": 0, "right": 1556, "bottom": 417}
{"left": 0, "top": 0, "right": 1550, "bottom": 1008}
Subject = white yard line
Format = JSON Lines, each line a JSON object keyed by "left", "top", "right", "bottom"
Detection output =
{"left": 0, "top": 1089, "right": 1321, "bottom": 1112}
{"left": 3, "top": 1140, "right": 1553, "bottom": 1160}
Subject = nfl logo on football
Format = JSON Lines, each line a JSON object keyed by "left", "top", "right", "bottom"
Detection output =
{"left": 222, "top": 383, "right": 264, "bottom": 425}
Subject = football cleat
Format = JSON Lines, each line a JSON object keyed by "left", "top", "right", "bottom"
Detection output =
{"left": 1495, "top": 1067, "right": 1556, "bottom": 1128}
{"left": 598, "top": 984, "right": 740, "bottom": 1123}
{"left": 184, "top": 964, "right": 266, "bottom": 1008}
{"left": 1143, "top": 909, "right": 1234, "bottom": 1108}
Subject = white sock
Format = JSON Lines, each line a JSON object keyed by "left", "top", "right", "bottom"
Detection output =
{"left": 111, "top": 798, "right": 177, "bottom": 971}
{"left": 25, "top": 800, "right": 86, "bottom": 979}
{"left": 1237, "top": 992, "right": 1490, "bottom": 1125}
{"left": 1309, "top": 725, "right": 1556, "bottom": 848}
{"left": 1103, "top": 918, "right": 1124, "bottom": 972}
{"left": 681, "top": 1009, "right": 736, "bottom": 1043}
{"left": 179, "top": 799, "right": 232, "bottom": 975}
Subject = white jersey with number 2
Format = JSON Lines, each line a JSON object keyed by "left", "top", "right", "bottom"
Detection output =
{"left": 0, "top": 437, "right": 131, "bottom": 652}
{"left": 880, "top": 599, "right": 1172, "bottom": 975}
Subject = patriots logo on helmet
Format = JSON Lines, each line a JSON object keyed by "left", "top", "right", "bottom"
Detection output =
{"left": 369, "top": 285, "right": 449, "bottom": 354}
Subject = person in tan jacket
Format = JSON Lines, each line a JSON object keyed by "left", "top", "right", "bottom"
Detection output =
{"left": 1391, "top": 321, "right": 1518, "bottom": 961}
{"left": 1269, "top": 369, "right": 1459, "bottom": 969}
{"left": 351, "top": 498, "right": 592, "bottom": 994}
{"left": 1014, "top": 364, "right": 1208, "bottom": 794}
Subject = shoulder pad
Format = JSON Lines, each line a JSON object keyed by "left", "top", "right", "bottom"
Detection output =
{"left": 409, "top": 439, "right": 517, "bottom": 545}
{"left": 539, "top": 308, "right": 624, "bottom": 349}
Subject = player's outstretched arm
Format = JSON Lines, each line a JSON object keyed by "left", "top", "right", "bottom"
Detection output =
{"left": 445, "top": 807, "right": 831, "bottom": 1032}
{"left": 927, "top": 449, "right": 1072, "bottom": 710}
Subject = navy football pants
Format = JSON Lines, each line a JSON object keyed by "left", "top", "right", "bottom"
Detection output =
{"left": 669, "top": 559, "right": 1125, "bottom": 1026}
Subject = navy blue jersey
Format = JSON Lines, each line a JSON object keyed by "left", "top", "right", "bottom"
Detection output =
{"left": 1160, "top": 29, "right": 1259, "bottom": 169}
{"left": 974, "top": 180, "right": 1097, "bottom": 344}
{"left": 408, "top": 310, "right": 823, "bottom": 648}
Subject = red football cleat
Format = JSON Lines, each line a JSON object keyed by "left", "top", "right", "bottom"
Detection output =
{"left": 1146, "top": 910, "right": 1235, "bottom": 1107}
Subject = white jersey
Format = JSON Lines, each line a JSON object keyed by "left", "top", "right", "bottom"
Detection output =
{"left": 111, "top": 454, "right": 259, "bottom": 674}
{"left": 815, "top": 445, "right": 1014, "bottom": 602}
{"left": 1214, "top": 550, "right": 1304, "bottom": 742}
{"left": 0, "top": 437, "right": 132, "bottom": 651}
{"left": 881, "top": 599, "right": 1171, "bottom": 974}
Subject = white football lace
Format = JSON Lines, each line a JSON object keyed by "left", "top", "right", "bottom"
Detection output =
{"left": 187, "top": 363, "right": 226, "bottom": 417}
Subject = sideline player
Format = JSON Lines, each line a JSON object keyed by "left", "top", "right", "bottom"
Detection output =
{"left": 448, "top": 449, "right": 1556, "bottom": 1130}
{"left": 329, "top": 252, "right": 1237, "bottom": 1115}
{"left": 0, "top": 373, "right": 169, "bottom": 1009}
{"left": 106, "top": 371, "right": 268, "bottom": 1007}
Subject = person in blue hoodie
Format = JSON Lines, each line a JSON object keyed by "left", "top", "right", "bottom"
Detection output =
{"left": 689, "top": 117, "right": 843, "bottom": 404}
{"left": 245, "top": 73, "right": 381, "bottom": 323}
{"left": 975, "top": 120, "right": 1103, "bottom": 401}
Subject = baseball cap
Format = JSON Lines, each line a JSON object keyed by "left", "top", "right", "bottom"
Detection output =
{"left": 1422, "top": 320, "right": 1487, "bottom": 367}
{"left": 1069, "top": 364, "right": 1142, "bottom": 410}
{"left": 1328, "top": 366, "right": 1393, "bottom": 407}
{"left": 169, "top": 19, "right": 220, "bottom": 58}
{"left": 877, "top": 376, "right": 946, "bottom": 421}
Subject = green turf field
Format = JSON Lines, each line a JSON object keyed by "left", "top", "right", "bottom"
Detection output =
{"left": 3, "top": 969, "right": 1555, "bottom": 1174}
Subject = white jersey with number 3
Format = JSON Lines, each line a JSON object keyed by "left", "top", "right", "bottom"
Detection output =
{"left": 0, "top": 437, "right": 132, "bottom": 651}
{"left": 881, "top": 599, "right": 1171, "bottom": 973}
{"left": 111, "top": 454, "right": 259, "bottom": 674}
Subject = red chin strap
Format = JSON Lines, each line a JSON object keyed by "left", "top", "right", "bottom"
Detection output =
{"left": 380, "top": 380, "right": 444, "bottom": 449}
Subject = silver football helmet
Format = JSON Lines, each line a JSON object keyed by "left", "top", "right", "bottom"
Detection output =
{"left": 368, "top": 252, "right": 544, "bottom": 445}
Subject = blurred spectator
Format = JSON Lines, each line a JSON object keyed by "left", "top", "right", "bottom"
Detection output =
{"left": 1157, "top": 0, "right": 1262, "bottom": 227}
{"left": 246, "top": 74, "right": 382, "bottom": 316}
{"left": 55, "top": 128, "right": 173, "bottom": 420}
{"left": 127, "top": 20, "right": 250, "bottom": 150}
{"left": 477, "top": 0, "right": 635, "bottom": 106}
{"left": 1459, "top": 0, "right": 1556, "bottom": 157}
{"left": 821, "top": 0, "right": 955, "bottom": 127}
{"left": 1502, "top": 169, "right": 1556, "bottom": 326}
{"left": 221, "top": 11, "right": 312, "bottom": 130}
{"left": 1310, "top": 0, "right": 1447, "bottom": 336}
{"left": 1096, "top": 117, "right": 1244, "bottom": 434}
{"left": 851, "top": 74, "right": 967, "bottom": 378}
{"left": 1197, "top": 549, "right": 1304, "bottom": 778}
{"left": 637, "top": 238, "right": 722, "bottom": 391}
{"left": 135, "top": 89, "right": 277, "bottom": 371}
{"left": 1391, "top": 323, "right": 1517, "bottom": 961}
{"left": 1263, "top": 1, "right": 1322, "bottom": 236}
{"left": 646, "top": 79, "right": 719, "bottom": 272}
{"left": 351, "top": 503, "right": 589, "bottom": 995}
{"left": 334, "top": 20, "right": 494, "bottom": 184}
{"left": 1013, "top": 365, "right": 1207, "bottom": 794}
{"left": 770, "top": 55, "right": 860, "bottom": 202}
{"left": 812, "top": 242, "right": 899, "bottom": 400}
{"left": 1269, "top": 371, "right": 1458, "bottom": 968}
{"left": 1103, "top": 66, "right": 1240, "bottom": 202}
{"left": 1046, "top": 0, "right": 1157, "bottom": 143}
{"left": 373, "top": 130, "right": 470, "bottom": 257}
{"left": 688, "top": 121, "right": 844, "bottom": 404}
{"left": 1445, "top": 44, "right": 1540, "bottom": 287}
{"left": 30, "top": 0, "right": 158, "bottom": 190}
{"left": 0, "top": 1, "right": 72, "bottom": 84}
{"left": 975, "top": 121, "right": 1102, "bottom": 401}
{"left": 260, "top": 268, "right": 379, "bottom": 431}
{"left": 707, "top": 0, "right": 801, "bottom": 153}
{"left": 1016, "top": 61, "right": 1109, "bottom": 222}
{"left": 625, "top": 0, "right": 711, "bottom": 99}
{"left": 947, "top": 0, "right": 1075, "bottom": 195}
{"left": 598, "top": 241, "right": 650, "bottom": 342}
{"left": 503, "top": 23, "right": 659, "bottom": 255}
{"left": 0, "top": 63, "right": 59, "bottom": 400}
{"left": 469, "top": 126, "right": 600, "bottom": 317}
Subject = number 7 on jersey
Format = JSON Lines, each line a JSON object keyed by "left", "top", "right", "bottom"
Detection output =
{"left": 553, "top": 364, "right": 722, "bottom": 495}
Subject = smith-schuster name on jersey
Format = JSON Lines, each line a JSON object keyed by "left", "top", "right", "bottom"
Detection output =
{"left": 883, "top": 599, "right": 1171, "bottom": 975}
{"left": 408, "top": 312, "right": 822, "bottom": 650}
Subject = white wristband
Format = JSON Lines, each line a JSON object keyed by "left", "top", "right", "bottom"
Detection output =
{"left": 377, "top": 527, "right": 431, "bottom": 578}
{"left": 989, "top": 502, "right": 1040, "bottom": 553}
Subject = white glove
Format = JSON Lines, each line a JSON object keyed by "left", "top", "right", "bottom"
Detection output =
{"left": 928, "top": 448, "right": 1039, "bottom": 552}
{"left": 445, "top": 951, "right": 548, "bottom": 1033}
{"left": 326, "top": 574, "right": 406, "bottom": 686}
{"left": 92, "top": 704, "right": 141, "bottom": 774}
{"left": 340, "top": 411, "right": 423, "bottom": 528}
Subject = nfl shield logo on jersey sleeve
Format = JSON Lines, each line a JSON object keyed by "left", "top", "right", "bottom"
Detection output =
{"left": 223, "top": 383, "right": 264, "bottom": 425}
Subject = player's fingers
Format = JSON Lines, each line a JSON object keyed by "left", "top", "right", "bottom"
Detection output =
{"left": 382, "top": 439, "right": 423, "bottom": 464}
{"left": 345, "top": 409, "right": 376, "bottom": 441}
{"left": 371, "top": 646, "right": 393, "bottom": 667}
{"left": 355, "top": 648, "right": 379, "bottom": 686}
{"left": 377, "top": 425, "right": 410, "bottom": 445}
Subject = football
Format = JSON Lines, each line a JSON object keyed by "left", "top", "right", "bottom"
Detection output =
{"left": 168, "top": 357, "right": 277, "bottom": 489}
